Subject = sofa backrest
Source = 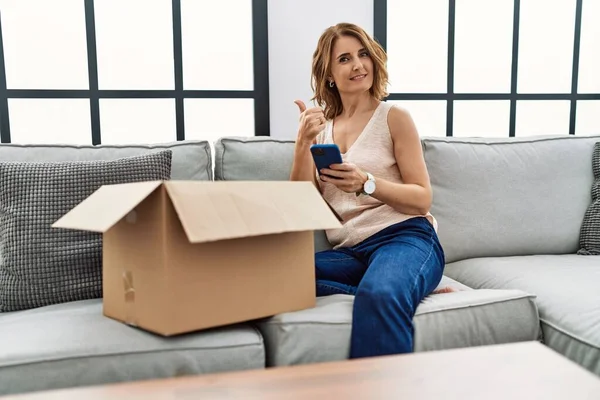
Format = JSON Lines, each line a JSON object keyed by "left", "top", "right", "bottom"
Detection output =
{"left": 423, "top": 135, "right": 600, "bottom": 263}
{"left": 214, "top": 136, "right": 333, "bottom": 253}
{"left": 5, "top": 135, "right": 595, "bottom": 262}
{"left": 0, "top": 141, "right": 213, "bottom": 181}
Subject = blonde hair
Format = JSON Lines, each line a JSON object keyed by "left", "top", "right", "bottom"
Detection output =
{"left": 311, "top": 23, "right": 389, "bottom": 120}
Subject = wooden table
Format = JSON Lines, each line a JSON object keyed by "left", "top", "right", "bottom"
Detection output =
{"left": 4, "top": 341, "right": 599, "bottom": 399}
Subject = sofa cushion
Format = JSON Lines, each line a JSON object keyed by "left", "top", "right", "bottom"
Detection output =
{"left": 0, "top": 140, "right": 212, "bottom": 180}
{"left": 578, "top": 142, "right": 600, "bottom": 255}
{"left": 214, "top": 136, "right": 332, "bottom": 252}
{"left": 0, "top": 299, "right": 265, "bottom": 396}
{"left": 255, "top": 276, "right": 540, "bottom": 366}
{"left": 422, "top": 135, "right": 600, "bottom": 263}
{"left": 214, "top": 136, "right": 295, "bottom": 181}
{"left": 0, "top": 151, "right": 173, "bottom": 312}
{"left": 444, "top": 255, "right": 600, "bottom": 375}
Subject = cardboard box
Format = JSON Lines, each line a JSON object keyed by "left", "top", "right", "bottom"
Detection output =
{"left": 52, "top": 180, "right": 342, "bottom": 336}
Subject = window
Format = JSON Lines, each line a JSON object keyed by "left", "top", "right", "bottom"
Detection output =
{"left": 376, "top": 0, "right": 600, "bottom": 137}
{"left": 0, "top": 0, "right": 269, "bottom": 144}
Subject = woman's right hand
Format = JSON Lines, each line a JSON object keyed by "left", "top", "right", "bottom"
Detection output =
{"left": 294, "top": 100, "right": 326, "bottom": 144}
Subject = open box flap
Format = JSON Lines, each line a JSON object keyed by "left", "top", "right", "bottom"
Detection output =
{"left": 164, "top": 181, "right": 342, "bottom": 243}
{"left": 52, "top": 181, "right": 164, "bottom": 232}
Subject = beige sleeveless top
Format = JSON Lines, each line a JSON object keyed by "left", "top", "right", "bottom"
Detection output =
{"left": 316, "top": 101, "right": 437, "bottom": 249}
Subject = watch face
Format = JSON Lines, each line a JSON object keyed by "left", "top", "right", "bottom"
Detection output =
{"left": 364, "top": 180, "right": 376, "bottom": 194}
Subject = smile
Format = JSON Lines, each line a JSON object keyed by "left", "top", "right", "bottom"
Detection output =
{"left": 350, "top": 74, "right": 367, "bottom": 81}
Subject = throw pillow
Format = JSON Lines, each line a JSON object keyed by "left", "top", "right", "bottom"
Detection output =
{"left": 0, "top": 150, "right": 172, "bottom": 312}
{"left": 578, "top": 142, "right": 600, "bottom": 255}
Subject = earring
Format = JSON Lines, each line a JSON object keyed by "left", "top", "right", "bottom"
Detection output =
{"left": 329, "top": 81, "right": 335, "bottom": 88}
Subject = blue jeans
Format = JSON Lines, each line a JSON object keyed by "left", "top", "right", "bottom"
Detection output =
{"left": 315, "top": 217, "right": 445, "bottom": 359}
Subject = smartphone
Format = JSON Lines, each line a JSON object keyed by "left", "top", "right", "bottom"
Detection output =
{"left": 310, "top": 144, "right": 343, "bottom": 178}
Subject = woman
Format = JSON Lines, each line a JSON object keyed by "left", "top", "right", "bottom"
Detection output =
{"left": 290, "top": 22, "right": 446, "bottom": 359}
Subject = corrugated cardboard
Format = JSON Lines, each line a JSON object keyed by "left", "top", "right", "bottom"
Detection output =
{"left": 52, "top": 180, "right": 342, "bottom": 336}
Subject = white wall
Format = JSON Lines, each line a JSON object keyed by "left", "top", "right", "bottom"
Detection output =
{"left": 267, "top": 0, "right": 373, "bottom": 139}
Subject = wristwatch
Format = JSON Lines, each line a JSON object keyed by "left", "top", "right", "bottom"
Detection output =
{"left": 357, "top": 172, "right": 376, "bottom": 196}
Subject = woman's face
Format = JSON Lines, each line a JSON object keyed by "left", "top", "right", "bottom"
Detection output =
{"left": 329, "top": 35, "right": 374, "bottom": 95}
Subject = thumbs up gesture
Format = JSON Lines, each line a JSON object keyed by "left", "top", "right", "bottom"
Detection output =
{"left": 294, "top": 100, "right": 326, "bottom": 144}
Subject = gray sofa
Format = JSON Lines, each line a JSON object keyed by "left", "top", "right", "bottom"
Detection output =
{"left": 0, "top": 133, "right": 598, "bottom": 395}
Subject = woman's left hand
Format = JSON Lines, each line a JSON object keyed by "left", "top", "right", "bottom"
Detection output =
{"left": 319, "top": 163, "right": 368, "bottom": 194}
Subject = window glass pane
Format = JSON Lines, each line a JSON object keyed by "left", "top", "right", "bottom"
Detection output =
{"left": 99, "top": 99, "right": 176, "bottom": 144}
{"left": 516, "top": 100, "right": 571, "bottom": 136}
{"left": 0, "top": 0, "right": 88, "bottom": 89}
{"left": 578, "top": 0, "right": 600, "bottom": 93}
{"left": 387, "top": 100, "right": 447, "bottom": 137}
{"left": 387, "top": 0, "right": 448, "bottom": 93}
{"left": 184, "top": 99, "right": 254, "bottom": 143}
{"left": 8, "top": 99, "right": 91, "bottom": 144}
{"left": 454, "top": 0, "right": 513, "bottom": 93}
{"left": 181, "top": 0, "right": 253, "bottom": 90}
{"left": 454, "top": 101, "right": 510, "bottom": 137}
{"left": 94, "top": 0, "right": 174, "bottom": 90}
{"left": 576, "top": 100, "right": 600, "bottom": 135}
{"left": 517, "top": 0, "right": 576, "bottom": 93}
